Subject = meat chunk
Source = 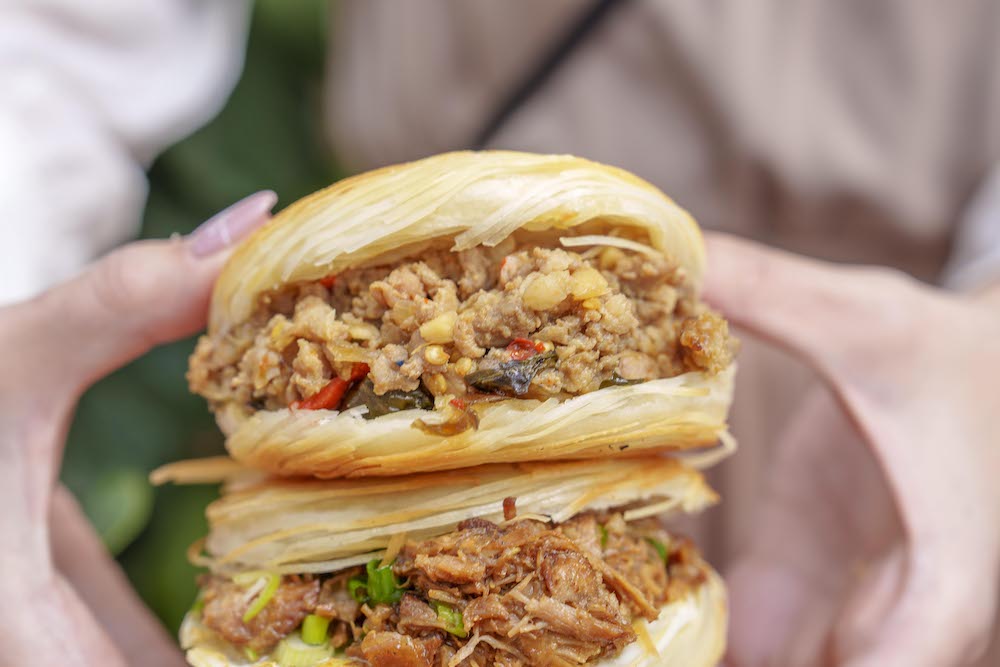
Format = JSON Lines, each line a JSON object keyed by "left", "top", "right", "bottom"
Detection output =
{"left": 396, "top": 594, "right": 443, "bottom": 635}
{"left": 394, "top": 517, "right": 641, "bottom": 663}
{"left": 199, "top": 575, "right": 319, "bottom": 653}
{"left": 315, "top": 572, "right": 360, "bottom": 622}
{"left": 189, "top": 243, "right": 733, "bottom": 417}
{"left": 195, "top": 512, "right": 710, "bottom": 666}
{"left": 358, "top": 631, "right": 442, "bottom": 667}
{"left": 413, "top": 553, "right": 486, "bottom": 584}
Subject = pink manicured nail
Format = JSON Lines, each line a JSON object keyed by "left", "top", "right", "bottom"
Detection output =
{"left": 187, "top": 190, "right": 278, "bottom": 257}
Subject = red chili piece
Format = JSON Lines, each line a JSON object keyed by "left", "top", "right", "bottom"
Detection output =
{"left": 506, "top": 338, "right": 539, "bottom": 361}
{"left": 449, "top": 398, "right": 467, "bottom": 410}
{"left": 348, "top": 362, "right": 371, "bottom": 383}
{"left": 503, "top": 496, "right": 517, "bottom": 521}
{"left": 319, "top": 274, "right": 338, "bottom": 288}
{"left": 292, "top": 362, "right": 370, "bottom": 411}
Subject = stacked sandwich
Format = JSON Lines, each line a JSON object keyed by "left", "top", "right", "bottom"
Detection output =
{"left": 156, "top": 151, "right": 737, "bottom": 667}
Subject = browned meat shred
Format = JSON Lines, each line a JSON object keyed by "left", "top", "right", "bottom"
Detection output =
{"left": 196, "top": 511, "right": 709, "bottom": 666}
{"left": 358, "top": 631, "right": 443, "bottom": 667}
{"left": 199, "top": 574, "right": 318, "bottom": 653}
{"left": 188, "top": 242, "right": 733, "bottom": 419}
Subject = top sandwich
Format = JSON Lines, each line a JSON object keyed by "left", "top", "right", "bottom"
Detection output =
{"left": 188, "top": 151, "right": 735, "bottom": 478}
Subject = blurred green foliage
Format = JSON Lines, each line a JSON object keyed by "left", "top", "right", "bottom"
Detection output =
{"left": 60, "top": 0, "right": 340, "bottom": 636}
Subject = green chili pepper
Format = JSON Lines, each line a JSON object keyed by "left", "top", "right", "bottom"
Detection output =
{"left": 342, "top": 379, "right": 434, "bottom": 419}
{"left": 465, "top": 350, "right": 557, "bottom": 395}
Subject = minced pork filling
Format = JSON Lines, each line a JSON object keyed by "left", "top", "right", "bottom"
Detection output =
{"left": 196, "top": 511, "right": 709, "bottom": 666}
{"left": 188, "top": 242, "right": 732, "bottom": 419}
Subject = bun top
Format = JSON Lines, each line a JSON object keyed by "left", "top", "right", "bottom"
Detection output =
{"left": 210, "top": 151, "right": 705, "bottom": 333}
{"left": 169, "top": 456, "right": 717, "bottom": 575}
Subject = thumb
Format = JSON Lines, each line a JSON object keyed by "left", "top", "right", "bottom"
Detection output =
{"left": 1, "top": 190, "right": 276, "bottom": 409}
{"left": 701, "top": 233, "right": 924, "bottom": 386}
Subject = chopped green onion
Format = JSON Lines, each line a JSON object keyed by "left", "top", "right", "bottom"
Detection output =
{"left": 645, "top": 537, "right": 669, "bottom": 563}
{"left": 431, "top": 601, "right": 468, "bottom": 638}
{"left": 597, "top": 524, "right": 609, "bottom": 549}
{"left": 348, "top": 559, "right": 407, "bottom": 606}
{"left": 347, "top": 575, "right": 367, "bottom": 603}
{"left": 243, "top": 646, "right": 259, "bottom": 662}
{"left": 273, "top": 633, "right": 333, "bottom": 666}
{"left": 300, "top": 614, "right": 331, "bottom": 646}
{"left": 238, "top": 572, "right": 281, "bottom": 624}
{"left": 189, "top": 592, "right": 205, "bottom": 616}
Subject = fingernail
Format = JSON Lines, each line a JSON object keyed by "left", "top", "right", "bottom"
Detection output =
{"left": 187, "top": 190, "right": 278, "bottom": 257}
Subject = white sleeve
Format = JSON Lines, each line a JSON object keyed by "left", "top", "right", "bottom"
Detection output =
{"left": 0, "top": 0, "right": 251, "bottom": 305}
{"left": 944, "top": 164, "right": 1000, "bottom": 291}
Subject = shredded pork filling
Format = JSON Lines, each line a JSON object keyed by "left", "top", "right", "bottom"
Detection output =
{"left": 188, "top": 243, "right": 732, "bottom": 420}
{"left": 196, "top": 511, "right": 709, "bottom": 665}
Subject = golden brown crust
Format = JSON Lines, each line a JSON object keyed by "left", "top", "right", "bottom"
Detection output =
{"left": 210, "top": 151, "right": 706, "bottom": 334}
{"left": 222, "top": 365, "right": 734, "bottom": 478}
{"left": 189, "top": 457, "right": 718, "bottom": 575}
{"left": 198, "top": 151, "right": 732, "bottom": 477}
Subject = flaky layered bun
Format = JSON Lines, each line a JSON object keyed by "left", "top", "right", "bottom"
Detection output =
{"left": 202, "top": 151, "right": 735, "bottom": 477}
{"left": 161, "top": 457, "right": 726, "bottom": 667}
{"left": 158, "top": 457, "right": 718, "bottom": 575}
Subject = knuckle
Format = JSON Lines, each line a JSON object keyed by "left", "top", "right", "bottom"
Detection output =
{"left": 90, "top": 243, "right": 161, "bottom": 317}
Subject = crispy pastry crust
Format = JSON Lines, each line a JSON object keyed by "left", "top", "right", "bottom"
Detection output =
{"left": 177, "top": 456, "right": 726, "bottom": 667}
{"left": 164, "top": 457, "right": 718, "bottom": 575}
{"left": 202, "top": 151, "right": 732, "bottom": 477}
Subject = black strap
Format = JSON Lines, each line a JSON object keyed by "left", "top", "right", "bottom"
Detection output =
{"left": 472, "top": 0, "right": 631, "bottom": 149}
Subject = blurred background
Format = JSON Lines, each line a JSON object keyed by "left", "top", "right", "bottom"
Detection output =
{"left": 60, "top": 0, "right": 336, "bottom": 633}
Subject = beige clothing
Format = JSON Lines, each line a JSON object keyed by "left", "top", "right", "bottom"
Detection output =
{"left": 0, "top": 0, "right": 250, "bottom": 304}
{"left": 327, "top": 1, "right": 1000, "bottom": 662}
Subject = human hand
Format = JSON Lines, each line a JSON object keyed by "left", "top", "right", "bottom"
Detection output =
{"left": 704, "top": 234, "right": 1000, "bottom": 666}
{"left": 0, "top": 191, "right": 276, "bottom": 666}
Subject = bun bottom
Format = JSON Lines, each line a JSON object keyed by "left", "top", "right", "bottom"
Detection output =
{"left": 180, "top": 568, "right": 726, "bottom": 667}
{"left": 223, "top": 366, "right": 735, "bottom": 479}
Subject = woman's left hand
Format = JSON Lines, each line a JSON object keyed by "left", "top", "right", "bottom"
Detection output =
{"left": 0, "top": 191, "right": 275, "bottom": 666}
{"left": 706, "top": 233, "right": 1000, "bottom": 666}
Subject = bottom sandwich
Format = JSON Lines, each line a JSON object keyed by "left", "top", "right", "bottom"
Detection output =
{"left": 158, "top": 457, "right": 727, "bottom": 666}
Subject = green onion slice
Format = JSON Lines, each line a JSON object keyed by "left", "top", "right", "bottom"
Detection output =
{"left": 597, "top": 524, "right": 609, "bottom": 549}
{"left": 273, "top": 633, "right": 333, "bottom": 667}
{"left": 645, "top": 537, "right": 669, "bottom": 564}
{"left": 236, "top": 572, "right": 281, "bottom": 624}
{"left": 300, "top": 614, "right": 331, "bottom": 646}
{"left": 431, "top": 601, "right": 468, "bottom": 638}
{"left": 189, "top": 592, "right": 205, "bottom": 616}
{"left": 348, "top": 559, "right": 407, "bottom": 606}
